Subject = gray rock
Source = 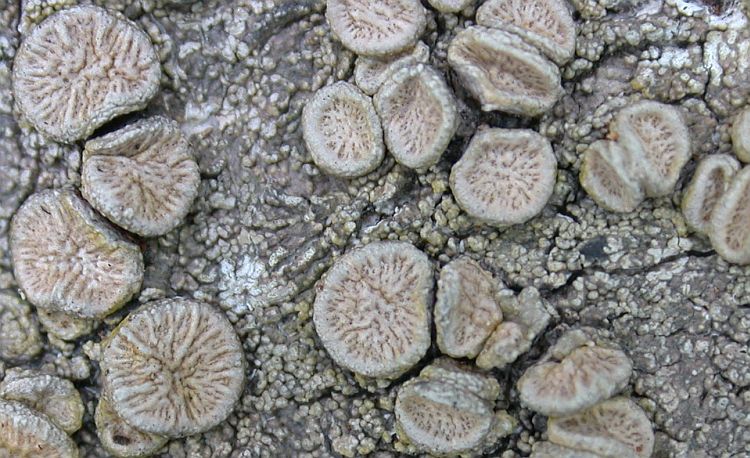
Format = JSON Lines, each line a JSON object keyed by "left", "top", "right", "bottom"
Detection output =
{"left": 0, "top": 0, "right": 748, "bottom": 456}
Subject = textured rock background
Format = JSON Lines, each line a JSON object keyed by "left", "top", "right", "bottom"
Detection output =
{"left": 0, "top": 0, "right": 748, "bottom": 456}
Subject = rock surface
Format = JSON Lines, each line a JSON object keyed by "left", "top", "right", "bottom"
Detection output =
{"left": 0, "top": 0, "right": 748, "bottom": 456}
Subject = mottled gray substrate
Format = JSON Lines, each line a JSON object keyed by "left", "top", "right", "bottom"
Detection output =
{"left": 0, "top": 0, "right": 748, "bottom": 457}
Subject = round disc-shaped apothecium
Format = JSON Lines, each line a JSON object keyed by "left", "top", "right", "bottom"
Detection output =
{"left": 611, "top": 100, "right": 690, "bottom": 198}
{"left": 476, "top": 0, "right": 576, "bottom": 65}
{"left": 579, "top": 140, "right": 645, "bottom": 213}
{"left": 12, "top": 5, "right": 161, "bottom": 143}
{"left": 102, "top": 298, "right": 245, "bottom": 437}
{"left": 517, "top": 345, "right": 632, "bottom": 417}
{"left": 434, "top": 257, "right": 502, "bottom": 359}
{"left": 447, "top": 26, "right": 563, "bottom": 116}
{"left": 95, "top": 396, "right": 168, "bottom": 458}
{"left": 0, "top": 369, "right": 85, "bottom": 435}
{"left": 313, "top": 241, "right": 433, "bottom": 380}
{"left": 395, "top": 378, "right": 495, "bottom": 456}
{"left": 548, "top": 397, "right": 655, "bottom": 458}
{"left": 302, "top": 82, "right": 385, "bottom": 178}
{"left": 0, "top": 399, "right": 78, "bottom": 457}
{"left": 450, "top": 128, "right": 557, "bottom": 226}
{"left": 326, "top": 0, "right": 427, "bottom": 57}
{"left": 10, "top": 189, "right": 143, "bottom": 319}
{"left": 81, "top": 116, "right": 201, "bottom": 237}
{"left": 709, "top": 166, "right": 750, "bottom": 265}
{"left": 681, "top": 154, "right": 739, "bottom": 235}
{"left": 374, "top": 64, "right": 458, "bottom": 170}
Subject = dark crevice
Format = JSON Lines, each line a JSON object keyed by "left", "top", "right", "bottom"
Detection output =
{"left": 87, "top": 110, "right": 148, "bottom": 141}
{"left": 580, "top": 249, "right": 715, "bottom": 279}
{"left": 247, "top": 0, "right": 321, "bottom": 51}
{"left": 546, "top": 269, "right": 584, "bottom": 296}
{"left": 503, "top": 281, "right": 524, "bottom": 294}
{"left": 555, "top": 204, "right": 582, "bottom": 224}
{"left": 543, "top": 226, "right": 561, "bottom": 258}
{"left": 701, "top": 0, "right": 728, "bottom": 14}
{"left": 535, "top": 247, "right": 717, "bottom": 310}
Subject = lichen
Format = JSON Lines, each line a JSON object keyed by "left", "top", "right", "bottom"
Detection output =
{"left": 12, "top": 5, "right": 161, "bottom": 142}
{"left": 1, "top": 0, "right": 749, "bottom": 456}
{"left": 101, "top": 298, "right": 246, "bottom": 437}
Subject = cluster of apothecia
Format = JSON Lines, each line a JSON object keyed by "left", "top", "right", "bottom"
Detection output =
{"left": 308, "top": 1, "right": 659, "bottom": 456}
{"left": 313, "top": 240, "right": 654, "bottom": 457}
{"left": 580, "top": 98, "right": 750, "bottom": 266}
{"left": 5, "top": 5, "right": 245, "bottom": 457}
{"left": 4, "top": 0, "right": 748, "bottom": 456}
{"left": 310, "top": 0, "right": 750, "bottom": 265}
{"left": 679, "top": 107, "right": 750, "bottom": 265}
{"left": 307, "top": 0, "right": 574, "bottom": 227}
